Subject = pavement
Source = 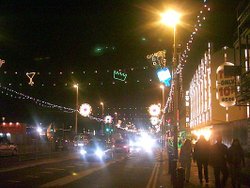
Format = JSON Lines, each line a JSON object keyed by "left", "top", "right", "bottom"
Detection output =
{"left": 158, "top": 148, "right": 250, "bottom": 188}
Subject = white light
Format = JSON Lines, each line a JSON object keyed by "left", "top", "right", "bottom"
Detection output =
{"left": 161, "top": 10, "right": 181, "bottom": 27}
{"left": 104, "top": 115, "right": 113, "bottom": 124}
{"left": 148, "top": 104, "right": 161, "bottom": 116}
{"left": 37, "top": 127, "right": 42, "bottom": 134}
{"left": 95, "top": 149, "right": 104, "bottom": 158}
{"left": 80, "top": 149, "right": 87, "bottom": 155}
{"left": 6, "top": 133, "right": 11, "bottom": 137}
{"left": 150, "top": 117, "right": 159, "bottom": 125}
{"left": 79, "top": 103, "right": 92, "bottom": 117}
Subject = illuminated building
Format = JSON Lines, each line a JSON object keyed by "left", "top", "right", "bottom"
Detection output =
{"left": 187, "top": 43, "right": 248, "bottom": 146}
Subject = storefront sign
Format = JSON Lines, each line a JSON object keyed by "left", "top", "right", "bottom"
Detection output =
{"left": 216, "top": 62, "right": 236, "bottom": 107}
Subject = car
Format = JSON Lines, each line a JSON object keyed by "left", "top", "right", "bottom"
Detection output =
{"left": 55, "top": 137, "right": 73, "bottom": 151}
{"left": 0, "top": 138, "right": 18, "bottom": 156}
{"left": 113, "top": 139, "right": 130, "bottom": 153}
{"left": 79, "top": 139, "right": 114, "bottom": 161}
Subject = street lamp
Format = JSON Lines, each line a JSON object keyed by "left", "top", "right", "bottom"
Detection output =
{"left": 160, "top": 84, "right": 165, "bottom": 151}
{"left": 100, "top": 102, "right": 104, "bottom": 134}
{"left": 161, "top": 9, "right": 181, "bottom": 159}
{"left": 74, "top": 84, "right": 79, "bottom": 135}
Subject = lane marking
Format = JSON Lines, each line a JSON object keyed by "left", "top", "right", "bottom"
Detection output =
{"left": 41, "top": 171, "right": 53, "bottom": 174}
{"left": 7, "top": 180, "right": 21, "bottom": 183}
{"left": 44, "top": 168, "right": 65, "bottom": 171}
{"left": 65, "top": 165, "right": 75, "bottom": 168}
{"left": 146, "top": 162, "right": 160, "bottom": 188}
{"left": 146, "top": 162, "right": 157, "bottom": 188}
{"left": 40, "top": 158, "right": 124, "bottom": 187}
{"left": 152, "top": 163, "right": 160, "bottom": 188}
{"left": 26, "top": 175, "right": 39, "bottom": 178}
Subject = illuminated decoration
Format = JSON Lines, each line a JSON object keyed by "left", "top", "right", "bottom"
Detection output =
{"left": 157, "top": 68, "right": 172, "bottom": 87}
{"left": 113, "top": 70, "right": 127, "bottom": 81}
{"left": 0, "top": 85, "right": 75, "bottom": 113}
{"left": 0, "top": 59, "right": 5, "bottom": 68}
{"left": 26, "top": 72, "right": 36, "bottom": 86}
{"left": 79, "top": 103, "right": 92, "bottom": 117}
{"left": 148, "top": 104, "right": 161, "bottom": 117}
{"left": 185, "top": 91, "right": 190, "bottom": 128}
{"left": 104, "top": 115, "right": 113, "bottom": 124}
{"left": 146, "top": 50, "right": 166, "bottom": 68}
{"left": 216, "top": 62, "right": 236, "bottom": 107}
{"left": 150, "top": 117, "right": 159, "bottom": 126}
{"left": 189, "top": 43, "right": 212, "bottom": 129}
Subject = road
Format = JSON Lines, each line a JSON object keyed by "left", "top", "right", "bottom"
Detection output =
{"left": 0, "top": 150, "right": 165, "bottom": 188}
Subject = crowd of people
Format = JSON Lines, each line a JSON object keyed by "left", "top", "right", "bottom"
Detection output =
{"left": 179, "top": 135, "right": 246, "bottom": 188}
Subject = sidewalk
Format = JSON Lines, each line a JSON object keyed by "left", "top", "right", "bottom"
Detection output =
{"left": 158, "top": 149, "right": 249, "bottom": 188}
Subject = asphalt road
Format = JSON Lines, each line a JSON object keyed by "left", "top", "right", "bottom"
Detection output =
{"left": 0, "top": 150, "right": 163, "bottom": 188}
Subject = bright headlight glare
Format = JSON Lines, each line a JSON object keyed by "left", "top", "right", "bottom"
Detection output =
{"left": 95, "top": 149, "right": 104, "bottom": 158}
{"left": 80, "top": 149, "right": 87, "bottom": 155}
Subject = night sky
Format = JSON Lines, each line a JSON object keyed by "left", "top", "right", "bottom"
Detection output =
{"left": 0, "top": 0, "right": 239, "bottom": 128}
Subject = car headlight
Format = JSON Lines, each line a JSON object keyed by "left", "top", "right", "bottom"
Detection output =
{"left": 80, "top": 149, "right": 87, "bottom": 155}
{"left": 95, "top": 149, "right": 104, "bottom": 158}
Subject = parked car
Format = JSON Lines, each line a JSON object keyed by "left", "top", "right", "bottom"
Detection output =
{"left": 0, "top": 138, "right": 18, "bottom": 156}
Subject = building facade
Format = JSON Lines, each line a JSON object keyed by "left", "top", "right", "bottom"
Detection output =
{"left": 188, "top": 44, "right": 249, "bottom": 149}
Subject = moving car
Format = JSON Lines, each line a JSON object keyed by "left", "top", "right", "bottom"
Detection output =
{"left": 113, "top": 139, "right": 130, "bottom": 153}
{"left": 0, "top": 137, "right": 18, "bottom": 156}
{"left": 79, "top": 139, "right": 114, "bottom": 161}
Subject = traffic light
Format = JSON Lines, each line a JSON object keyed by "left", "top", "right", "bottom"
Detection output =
{"left": 104, "top": 124, "right": 113, "bottom": 134}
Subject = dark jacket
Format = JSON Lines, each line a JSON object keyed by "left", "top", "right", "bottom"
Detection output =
{"left": 228, "top": 145, "right": 245, "bottom": 168}
{"left": 193, "top": 138, "right": 210, "bottom": 162}
{"left": 210, "top": 142, "right": 228, "bottom": 167}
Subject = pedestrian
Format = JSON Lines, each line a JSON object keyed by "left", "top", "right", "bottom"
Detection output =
{"left": 228, "top": 138, "right": 245, "bottom": 188}
{"left": 179, "top": 138, "right": 193, "bottom": 183}
{"left": 193, "top": 135, "right": 210, "bottom": 184}
{"left": 210, "top": 135, "right": 229, "bottom": 188}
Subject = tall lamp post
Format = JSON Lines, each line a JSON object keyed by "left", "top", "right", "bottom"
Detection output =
{"left": 160, "top": 84, "right": 165, "bottom": 152}
{"left": 161, "top": 9, "right": 181, "bottom": 159}
{"left": 100, "top": 102, "right": 104, "bottom": 134}
{"left": 74, "top": 84, "right": 79, "bottom": 135}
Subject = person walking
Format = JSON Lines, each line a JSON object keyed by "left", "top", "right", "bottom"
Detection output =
{"left": 179, "top": 139, "right": 193, "bottom": 183}
{"left": 228, "top": 138, "right": 245, "bottom": 188}
{"left": 210, "top": 135, "right": 229, "bottom": 188}
{"left": 193, "top": 135, "right": 210, "bottom": 184}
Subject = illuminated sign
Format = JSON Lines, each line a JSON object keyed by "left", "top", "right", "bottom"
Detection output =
{"left": 113, "top": 70, "right": 127, "bottom": 81}
{"left": 216, "top": 62, "right": 236, "bottom": 107}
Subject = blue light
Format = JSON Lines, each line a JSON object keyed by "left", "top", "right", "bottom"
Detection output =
{"left": 157, "top": 68, "right": 172, "bottom": 87}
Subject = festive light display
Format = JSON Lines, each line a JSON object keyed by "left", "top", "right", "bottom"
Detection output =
{"left": 0, "top": 59, "right": 5, "bottom": 68}
{"left": 157, "top": 68, "right": 172, "bottom": 87}
{"left": 113, "top": 70, "right": 127, "bottom": 81}
{"left": 150, "top": 117, "right": 159, "bottom": 126}
{"left": 26, "top": 72, "right": 36, "bottom": 86}
{"left": 0, "top": 85, "right": 75, "bottom": 113}
{"left": 104, "top": 115, "right": 113, "bottom": 124}
{"left": 79, "top": 103, "right": 92, "bottom": 117}
{"left": 148, "top": 104, "right": 161, "bottom": 117}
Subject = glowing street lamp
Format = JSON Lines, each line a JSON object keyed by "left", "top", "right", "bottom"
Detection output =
{"left": 73, "top": 84, "right": 79, "bottom": 134}
{"left": 161, "top": 9, "right": 181, "bottom": 159}
{"left": 100, "top": 101, "right": 104, "bottom": 134}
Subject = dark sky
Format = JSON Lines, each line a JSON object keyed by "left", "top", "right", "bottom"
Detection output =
{"left": 0, "top": 0, "right": 240, "bottom": 126}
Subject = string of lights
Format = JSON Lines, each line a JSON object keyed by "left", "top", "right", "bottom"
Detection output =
{"left": 156, "top": 0, "right": 210, "bottom": 127}
{"left": 0, "top": 66, "right": 150, "bottom": 75}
